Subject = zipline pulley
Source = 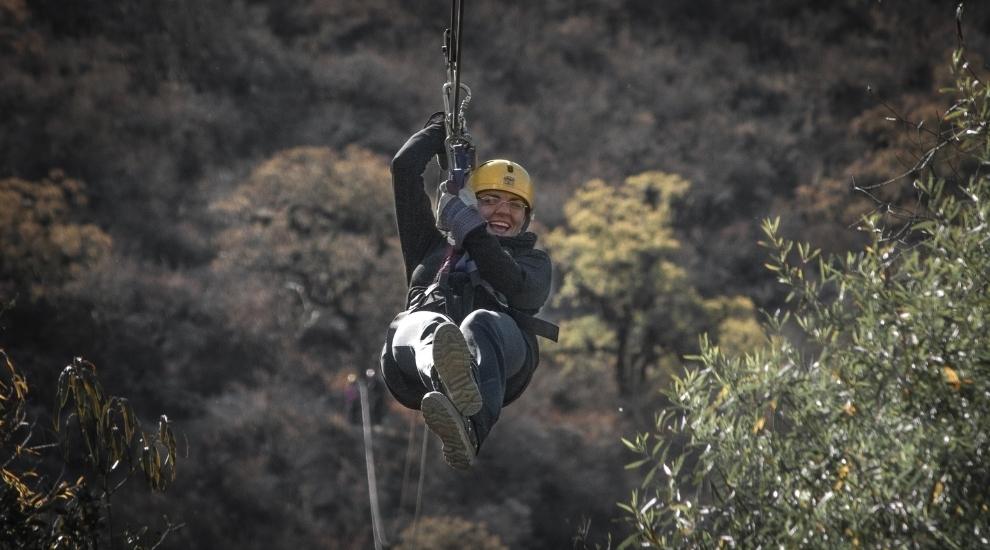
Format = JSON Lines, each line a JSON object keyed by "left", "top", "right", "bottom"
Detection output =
{"left": 442, "top": 0, "right": 475, "bottom": 195}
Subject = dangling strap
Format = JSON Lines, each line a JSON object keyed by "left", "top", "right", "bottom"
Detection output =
{"left": 508, "top": 311, "right": 560, "bottom": 342}
{"left": 433, "top": 244, "right": 467, "bottom": 321}
{"left": 434, "top": 244, "right": 460, "bottom": 284}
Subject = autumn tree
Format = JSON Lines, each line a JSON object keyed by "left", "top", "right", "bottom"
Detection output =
{"left": 621, "top": 36, "right": 990, "bottom": 548}
{"left": 0, "top": 170, "right": 111, "bottom": 300}
{"left": 121, "top": 145, "right": 408, "bottom": 548}
{"left": 547, "top": 172, "right": 762, "bottom": 394}
{"left": 210, "top": 145, "right": 404, "bottom": 372}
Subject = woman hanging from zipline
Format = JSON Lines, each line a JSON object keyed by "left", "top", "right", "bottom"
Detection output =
{"left": 379, "top": 112, "right": 557, "bottom": 470}
{"left": 379, "top": 0, "right": 556, "bottom": 471}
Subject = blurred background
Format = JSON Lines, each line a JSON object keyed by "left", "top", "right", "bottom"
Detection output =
{"left": 2, "top": 0, "right": 988, "bottom": 547}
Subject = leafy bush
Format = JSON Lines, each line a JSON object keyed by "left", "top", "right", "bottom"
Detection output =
{"left": 620, "top": 34, "right": 990, "bottom": 549}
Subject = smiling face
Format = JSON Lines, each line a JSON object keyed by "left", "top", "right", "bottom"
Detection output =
{"left": 476, "top": 190, "right": 529, "bottom": 237}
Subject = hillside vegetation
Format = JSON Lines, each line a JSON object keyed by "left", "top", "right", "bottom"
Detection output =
{"left": 2, "top": 1, "right": 988, "bottom": 547}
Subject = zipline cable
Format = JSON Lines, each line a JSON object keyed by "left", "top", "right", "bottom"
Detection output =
{"left": 450, "top": 0, "right": 465, "bottom": 135}
{"left": 442, "top": 0, "right": 476, "bottom": 202}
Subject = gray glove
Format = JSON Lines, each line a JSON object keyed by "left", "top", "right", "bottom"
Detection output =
{"left": 436, "top": 179, "right": 478, "bottom": 230}
{"left": 436, "top": 181, "right": 485, "bottom": 246}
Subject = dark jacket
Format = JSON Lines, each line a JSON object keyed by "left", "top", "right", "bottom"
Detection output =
{"left": 380, "top": 115, "right": 553, "bottom": 409}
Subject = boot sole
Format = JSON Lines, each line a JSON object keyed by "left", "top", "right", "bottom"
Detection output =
{"left": 432, "top": 323, "right": 482, "bottom": 416}
{"left": 422, "top": 392, "right": 474, "bottom": 470}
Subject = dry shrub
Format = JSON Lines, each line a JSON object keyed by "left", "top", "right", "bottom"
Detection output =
{"left": 0, "top": 170, "right": 111, "bottom": 299}
{"left": 396, "top": 515, "right": 508, "bottom": 550}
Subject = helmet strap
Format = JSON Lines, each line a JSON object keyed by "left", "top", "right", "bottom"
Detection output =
{"left": 521, "top": 209, "right": 533, "bottom": 232}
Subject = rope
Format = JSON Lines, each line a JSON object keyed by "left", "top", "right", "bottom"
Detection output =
{"left": 358, "top": 375, "right": 432, "bottom": 549}
{"left": 410, "top": 425, "right": 430, "bottom": 550}
{"left": 397, "top": 414, "right": 419, "bottom": 514}
{"left": 358, "top": 378, "right": 388, "bottom": 550}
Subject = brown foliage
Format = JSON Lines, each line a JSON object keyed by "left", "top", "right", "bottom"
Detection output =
{"left": 2, "top": 1, "right": 989, "bottom": 548}
{"left": 210, "top": 145, "right": 404, "bottom": 373}
{"left": 396, "top": 516, "right": 508, "bottom": 550}
{"left": 0, "top": 170, "right": 111, "bottom": 299}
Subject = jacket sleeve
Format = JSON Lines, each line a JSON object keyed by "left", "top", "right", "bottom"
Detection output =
{"left": 390, "top": 115, "right": 446, "bottom": 284}
{"left": 462, "top": 228, "right": 552, "bottom": 313}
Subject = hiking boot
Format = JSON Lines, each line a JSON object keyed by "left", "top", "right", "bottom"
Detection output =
{"left": 431, "top": 322, "right": 482, "bottom": 416}
{"left": 421, "top": 391, "right": 478, "bottom": 470}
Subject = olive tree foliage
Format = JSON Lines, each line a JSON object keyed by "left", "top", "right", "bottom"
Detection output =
{"left": 620, "top": 37, "right": 990, "bottom": 548}
{"left": 1, "top": 350, "right": 180, "bottom": 549}
{"left": 547, "top": 172, "right": 762, "bottom": 394}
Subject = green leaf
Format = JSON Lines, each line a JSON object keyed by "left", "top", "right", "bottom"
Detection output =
{"left": 626, "top": 459, "right": 650, "bottom": 470}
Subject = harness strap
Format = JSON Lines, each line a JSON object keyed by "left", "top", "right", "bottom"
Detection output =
{"left": 507, "top": 311, "right": 560, "bottom": 342}
{"left": 434, "top": 244, "right": 459, "bottom": 283}
{"left": 419, "top": 249, "right": 560, "bottom": 342}
{"left": 464, "top": 258, "right": 560, "bottom": 342}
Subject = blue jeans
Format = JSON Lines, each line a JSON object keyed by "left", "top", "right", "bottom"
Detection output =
{"left": 391, "top": 309, "right": 528, "bottom": 446}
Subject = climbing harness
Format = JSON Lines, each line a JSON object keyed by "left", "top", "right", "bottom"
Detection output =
{"left": 442, "top": 0, "right": 476, "bottom": 197}
{"left": 407, "top": 248, "right": 559, "bottom": 341}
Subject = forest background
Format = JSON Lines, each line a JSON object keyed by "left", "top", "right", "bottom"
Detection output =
{"left": 2, "top": 0, "right": 989, "bottom": 548}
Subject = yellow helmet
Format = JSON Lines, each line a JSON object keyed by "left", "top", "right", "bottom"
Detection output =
{"left": 468, "top": 159, "right": 534, "bottom": 210}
